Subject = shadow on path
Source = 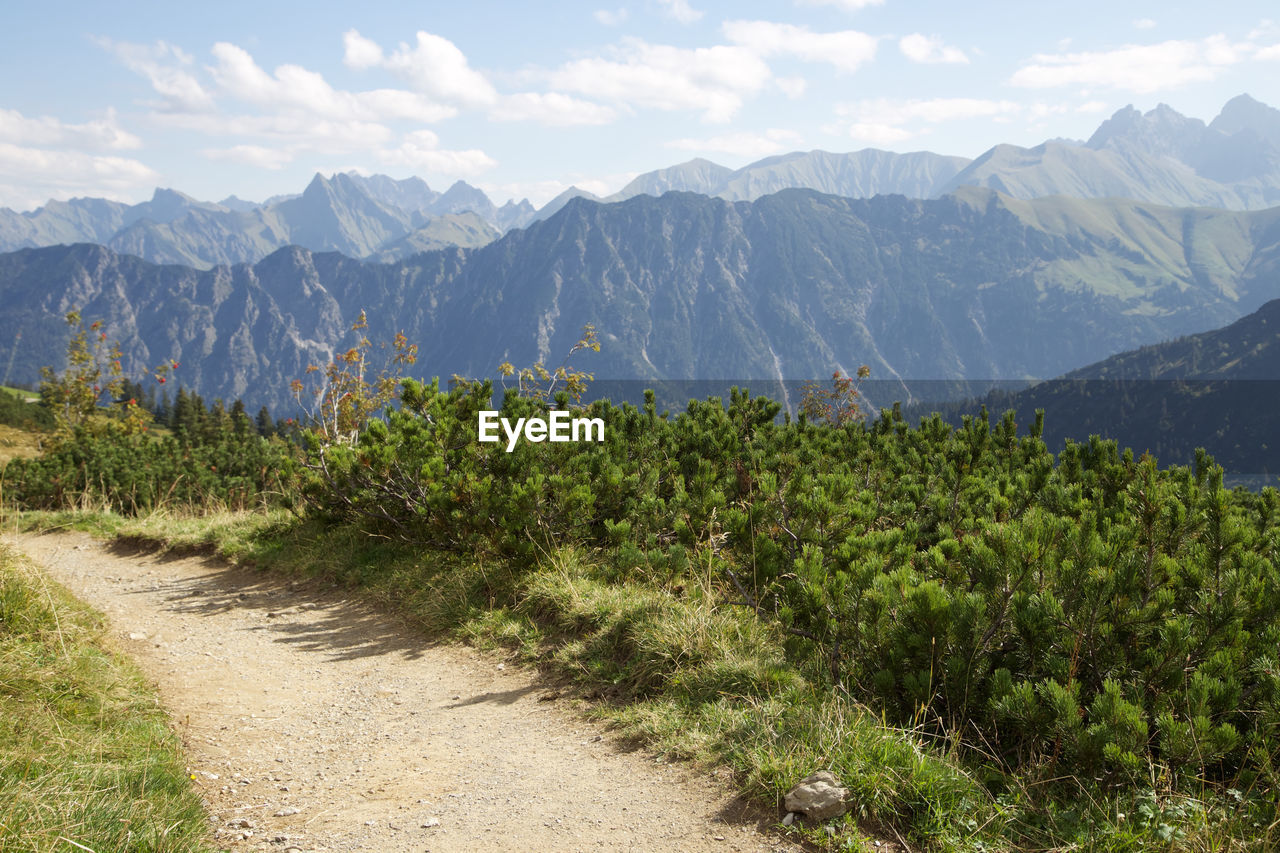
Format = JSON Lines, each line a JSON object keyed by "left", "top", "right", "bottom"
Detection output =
{"left": 106, "top": 538, "right": 438, "bottom": 663}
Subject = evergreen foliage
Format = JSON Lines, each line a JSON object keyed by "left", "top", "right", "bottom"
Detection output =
{"left": 0, "top": 386, "right": 52, "bottom": 431}
{"left": 1, "top": 401, "right": 297, "bottom": 514}
{"left": 3, "top": 314, "right": 295, "bottom": 514}
{"left": 10, "top": 314, "right": 1280, "bottom": 845}
{"left": 307, "top": 381, "right": 1280, "bottom": 801}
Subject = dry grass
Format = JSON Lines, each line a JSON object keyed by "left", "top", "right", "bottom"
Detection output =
{"left": 0, "top": 423, "right": 41, "bottom": 465}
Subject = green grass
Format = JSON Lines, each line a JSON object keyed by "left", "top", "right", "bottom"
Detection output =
{"left": 0, "top": 386, "right": 50, "bottom": 442}
{"left": 0, "top": 387, "right": 36, "bottom": 400}
{"left": 0, "top": 541, "right": 215, "bottom": 852}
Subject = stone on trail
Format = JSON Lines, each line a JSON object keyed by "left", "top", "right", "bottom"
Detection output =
{"left": 783, "top": 770, "right": 853, "bottom": 820}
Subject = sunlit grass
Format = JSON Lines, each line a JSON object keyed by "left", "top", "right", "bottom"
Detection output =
{"left": 0, "top": 424, "right": 42, "bottom": 465}
{"left": 0, "top": 542, "right": 215, "bottom": 852}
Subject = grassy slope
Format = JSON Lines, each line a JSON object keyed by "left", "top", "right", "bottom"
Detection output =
{"left": 0, "top": 541, "right": 215, "bottom": 852}
{"left": 0, "top": 388, "right": 48, "bottom": 464}
{"left": 0, "top": 424, "right": 41, "bottom": 466}
{"left": 954, "top": 187, "right": 1259, "bottom": 308}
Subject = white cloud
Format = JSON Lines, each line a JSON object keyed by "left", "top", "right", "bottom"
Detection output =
{"left": 379, "top": 31, "right": 499, "bottom": 107}
{"left": 776, "top": 76, "right": 807, "bottom": 98}
{"left": 491, "top": 92, "right": 617, "bottom": 125}
{"left": 657, "top": 0, "right": 703, "bottom": 24}
{"left": 342, "top": 30, "right": 384, "bottom": 69}
{"left": 899, "top": 33, "right": 968, "bottom": 64}
{"left": 666, "top": 128, "right": 803, "bottom": 158}
{"left": 378, "top": 130, "right": 496, "bottom": 176}
{"left": 1132, "top": 18, "right": 1157, "bottom": 30}
{"left": 158, "top": 111, "right": 394, "bottom": 153}
{"left": 201, "top": 144, "right": 295, "bottom": 169}
{"left": 794, "top": 0, "right": 884, "bottom": 10}
{"left": 0, "top": 107, "right": 156, "bottom": 210}
{"left": 0, "top": 143, "right": 159, "bottom": 211}
{"left": 1028, "top": 102, "right": 1069, "bottom": 120}
{"left": 722, "top": 20, "right": 878, "bottom": 73}
{"left": 548, "top": 38, "right": 772, "bottom": 122}
{"left": 594, "top": 8, "right": 628, "bottom": 26}
{"left": 349, "top": 30, "right": 625, "bottom": 128}
{"left": 0, "top": 108, "right": 141, "bottom": 151}
{"left": 358, "top": 89, "right": 458, "bottom": 122}
{"left": 1011, "top": 35, "right": 1254, "bottom": 93}
{"left": 98, "top": 38, "right": 214, "bottom": 113}
{"left": 842, "top": 97, "right": 1021, "bottom": 125}
{"left": 1248, "top": 21, "right": 1280, "bottom": 40}
{"left": 846, "top": 123, "right": 915, "bottom": 144}
{"left": 836, "top": 97, "right": 1021, "bottom": 143}
{"left": 210, "top": 42, "right": 456, "bottom": 123}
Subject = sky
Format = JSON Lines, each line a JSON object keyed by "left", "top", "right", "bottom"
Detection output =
{"left": 2, "top": 1, "right": 1279, "bottom": 211}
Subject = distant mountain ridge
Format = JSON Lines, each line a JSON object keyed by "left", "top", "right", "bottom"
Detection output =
{"left": 609, "top": 95, "right": 1280, "bottom": 210}
{"left": 935, "top": 95, "right": 1280, "bottom": 208}
{"left": 0, "top": 173, "right": 511, "bottom": 269}
{"left": 609, "top": 149, "right": 971, "bottom": 203}
{"left": 2, "top": 187, "right": 1278, "bottom": 415}
{"left": 4, "top": 95, "right": 1280, "bottom": 270}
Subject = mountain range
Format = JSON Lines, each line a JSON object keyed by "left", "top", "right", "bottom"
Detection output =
{"left": 3, "top": 95, "right": 1280, "bottom": 272}
{"left": 545, "top": 95, "right": 1280, "bottom": 218}
{"left": 0, "top": 173, "right": 517, "bottom": 270}
{"left": 2, "top": 186, "right": 1277, "bottom": 416}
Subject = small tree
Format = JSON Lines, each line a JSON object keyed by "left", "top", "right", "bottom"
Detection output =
{"left": 291, "top": 311, "right": 418, "bottom": 445}
{"left": 39, "top": 311, "right": 175, "bottom": 437}
{"left": 798, "top": 366, "right": 871, "bottom": 426}
{"left": 494, "top": 324, "right": 600, "bottom": 404}
{"left": 255, "top": 405, "right": 276, "bottom": 437}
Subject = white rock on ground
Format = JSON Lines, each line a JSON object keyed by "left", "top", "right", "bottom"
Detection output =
{"left": 783, "top": 771, "right": 853, "bottom": 820}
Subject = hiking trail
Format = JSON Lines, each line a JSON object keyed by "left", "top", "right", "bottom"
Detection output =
{"left": 7, "top": 531, "right": 802, "bottom": 853}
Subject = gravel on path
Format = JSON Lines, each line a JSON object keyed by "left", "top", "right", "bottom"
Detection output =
{"left": 6, "top": 531, "right": 803, "bottom": 853}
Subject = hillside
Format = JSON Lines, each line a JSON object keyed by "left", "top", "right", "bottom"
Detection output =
{"left": 922, "top": 297, "right": 1280, "bottom": 475}
{"left": 2, "top": 187, "right": 1278, "bottom": 413}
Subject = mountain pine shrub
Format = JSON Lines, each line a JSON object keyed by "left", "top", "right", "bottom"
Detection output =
{"left": 305, "top": 378, "right": 1280, "bottom": 801}
{"left": 3, "top": 313, "right": 297, "bottom": 513}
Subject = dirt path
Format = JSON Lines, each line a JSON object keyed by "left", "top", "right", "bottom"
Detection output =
{"left": 7, "top": 531, "right": 802, "bottom": 853}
